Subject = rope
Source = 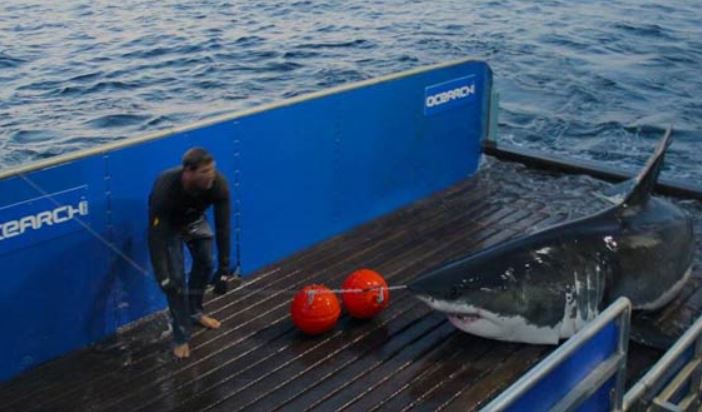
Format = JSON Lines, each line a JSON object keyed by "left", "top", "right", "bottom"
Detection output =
{"left": 19, "top": 173, "right": 151, "bottom": 276}
{"left": 17, "top": 173, "right": 410, "bottom": 299}
{"left": 181, "top": 283, "right": 408, "bottom": 298}
{"left": 325, "top": 285, "right": 407, "bottom": 294}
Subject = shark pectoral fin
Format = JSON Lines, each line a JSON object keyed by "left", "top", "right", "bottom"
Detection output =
{"left": 629, "top": 314, "right": 678, "bottom": 351}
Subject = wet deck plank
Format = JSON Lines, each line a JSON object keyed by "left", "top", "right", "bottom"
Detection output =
{"left": 1, "top": 157, "right": 701, "bottom": 411}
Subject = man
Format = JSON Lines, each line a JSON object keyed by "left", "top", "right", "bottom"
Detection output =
{"left": 148, "top": 147, "right": 233, "bottom": 359}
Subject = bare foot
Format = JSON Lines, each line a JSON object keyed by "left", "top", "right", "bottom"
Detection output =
{"left": 173, "top": 343, "right": 190, "bottom": 359}
{"left": 197, "top": 315, "right": 221, "bottom": 329}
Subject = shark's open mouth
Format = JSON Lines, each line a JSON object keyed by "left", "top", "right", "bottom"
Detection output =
{"left": 416, "top": 295, "right": 488, "bottom": 324}
{"left": 447, "top": 312, "right": 484, "bottom": 327}
{"left": 450, "top": 313, "right": 481, "bottom": 322}
{"left": 447, "top": 312, "right": 488, "bottom": 333}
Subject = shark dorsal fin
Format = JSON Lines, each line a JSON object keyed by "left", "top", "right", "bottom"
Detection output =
{"left": 594, "top": 179, "right": 637, "bottom": 205}
{"left": 620, "top": 128, "right": 673, "bottom": 208}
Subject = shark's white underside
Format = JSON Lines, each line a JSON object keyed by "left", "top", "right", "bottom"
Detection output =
{"left": 635, "top": 265, "right": 692, "bottom": 311}
{"left": 418, "top": 265, "right": 692, "bottom": 345}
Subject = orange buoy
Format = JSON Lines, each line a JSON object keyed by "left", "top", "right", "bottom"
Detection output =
{"left": 342, "top": 268, "right": 389, "bottom": 319}
{"left": 290, "top": 284, "right": 341, "bottom": 335}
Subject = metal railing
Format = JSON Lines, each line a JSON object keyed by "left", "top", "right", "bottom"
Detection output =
{"left": 482, "top": 297, "right": 632, "bottom": 411}
{"left": 623, "top": 315, "right": 702, "bottom": 412}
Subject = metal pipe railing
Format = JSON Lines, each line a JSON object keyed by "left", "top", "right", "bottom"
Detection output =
{"left": 483, "top": 297, "right": 632, "bottom": 411}
{"left": 623, "top": 314, "right": 702, "bottom": 410}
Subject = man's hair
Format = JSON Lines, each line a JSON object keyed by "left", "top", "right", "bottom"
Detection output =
{"left": 182, "top": 147, "right": 214, "bottom": 170}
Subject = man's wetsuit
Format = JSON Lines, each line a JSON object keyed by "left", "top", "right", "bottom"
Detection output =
{"left": 147, "top": 167, "right": 230, "bottom": 344}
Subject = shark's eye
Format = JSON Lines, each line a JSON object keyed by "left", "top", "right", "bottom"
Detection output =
{"left": 448, "top": 285, "right": 461, "bottom": 299}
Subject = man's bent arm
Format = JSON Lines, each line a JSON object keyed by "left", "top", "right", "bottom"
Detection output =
{"left": 213, "top": 186, "right": 231, "bottom": 271}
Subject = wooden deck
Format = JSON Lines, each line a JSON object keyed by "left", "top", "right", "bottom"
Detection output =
{"left": 1, "top": 156, "right": 700, "bottom": 411}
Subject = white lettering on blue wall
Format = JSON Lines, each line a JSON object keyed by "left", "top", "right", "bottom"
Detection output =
{"left": 425, "top": 84, "right": 475, "bottom": 108}
{"left": 424, "top": 75, "right": 478, "bottom": 116}
{"left": 0, "top": 185, "right": 90, "bottom": 255}
{"left": 0, "top": 200, "right": 89, "bottom": 241}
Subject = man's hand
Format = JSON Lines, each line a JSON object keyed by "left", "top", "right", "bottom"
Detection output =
{"left": 159, "top": 277, "right": 180, "bottom": 294}
{"left": 213, "top": 268, "right": 229, "bottom": 295}
{"left": 213, "top": 268, "right": 242, "bottom": 295}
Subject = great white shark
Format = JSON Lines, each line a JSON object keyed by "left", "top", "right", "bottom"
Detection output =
{"left": 408, "top": 130, "right": 695, "bottom": 345}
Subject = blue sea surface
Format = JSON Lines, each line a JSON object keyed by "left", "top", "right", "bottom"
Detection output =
{"left": 1, "top": 0, "right": 700, "bottom": 180}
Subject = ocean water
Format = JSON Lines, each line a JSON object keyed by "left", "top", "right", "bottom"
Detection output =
{"left": 1, "top": 0, "right": 700, "bottom": 180}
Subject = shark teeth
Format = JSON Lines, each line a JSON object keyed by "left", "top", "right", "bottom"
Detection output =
{"left": 448, "top": 312, "right": 483, "bottom": 327}
{"left": 452, "top": 313, "right": 481, "bottom": 321}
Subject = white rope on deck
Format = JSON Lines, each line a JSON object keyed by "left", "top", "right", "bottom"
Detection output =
{"left": 18, "top": 172, "right": 409, "bottom": 298}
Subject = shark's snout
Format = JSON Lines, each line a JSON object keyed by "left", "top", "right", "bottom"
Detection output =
{"left": 407, "top": 273, "right": 443, "bottom": 299}
{"left": 407, "top": 265, "right": 467, "bottom": 301}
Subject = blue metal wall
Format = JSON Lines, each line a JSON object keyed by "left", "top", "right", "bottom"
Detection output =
{"left": 0, "top": 159, "right": 110, "bottom": 380}
{"left": 237, "top": 62, "right": 490, "bottom": 273}
{"left": 0, "top": 59, "right": 491, "bottom": 381}
{"left": 503, "top": 322, "right": 620, "bottom": 411}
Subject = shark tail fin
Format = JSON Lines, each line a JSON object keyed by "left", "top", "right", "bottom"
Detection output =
{"left": 620, "top": 127, "right": 673, "bottom": 207}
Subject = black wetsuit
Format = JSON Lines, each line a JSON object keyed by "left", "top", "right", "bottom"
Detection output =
{"left": 147, "top": 167, "right": 230, "bottom": 344}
